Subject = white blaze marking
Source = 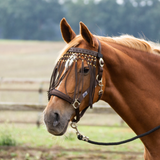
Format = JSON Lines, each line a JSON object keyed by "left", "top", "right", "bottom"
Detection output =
{"left": 56, "top": 53, "right": 77, "bottom": 89}
{"left": 64, "top": 54, "right": 77, "bottom": 72}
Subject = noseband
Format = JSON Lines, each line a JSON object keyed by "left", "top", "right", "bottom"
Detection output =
{"left": 48, "top": 39, "right": 104, "bottom": 122}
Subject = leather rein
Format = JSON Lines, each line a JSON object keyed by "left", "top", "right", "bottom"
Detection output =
{"left": 48, "top": 39, "right": 160, "bottom": 146}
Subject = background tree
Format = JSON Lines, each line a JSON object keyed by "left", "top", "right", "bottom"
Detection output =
{"left": 0, "top": 0, "right": 159, "bottom": 42}
{"left": 0, "top": 0, "right": 64, "bottom": 40}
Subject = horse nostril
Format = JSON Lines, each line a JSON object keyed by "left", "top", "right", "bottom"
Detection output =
{"left": 53, "top": 112, "right": 60, "bottom": 127}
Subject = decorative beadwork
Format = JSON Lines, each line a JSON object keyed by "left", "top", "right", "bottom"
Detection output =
{"left": 59, "top": 52, "right": 97, "bottom": 67}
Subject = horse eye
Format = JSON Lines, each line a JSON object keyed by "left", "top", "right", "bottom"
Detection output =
{"left": 79, "top": 67, "right": 89, "bottom": 74}
{"left": 84, "top": 67, "right": 89, "bottom": 74}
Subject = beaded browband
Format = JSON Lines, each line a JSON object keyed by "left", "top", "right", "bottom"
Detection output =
{"left": 48, "top": 39, "right": 104, "bottom": 122}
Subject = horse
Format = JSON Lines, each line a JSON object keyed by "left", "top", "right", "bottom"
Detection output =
{"left": 44, "top": 18, "right": 160, "bottom": 160}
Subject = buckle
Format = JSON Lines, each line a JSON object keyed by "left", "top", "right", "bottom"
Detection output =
{"left": 96, "top": 75, "right": 102, "bottom": 83}
{"left": 70, "top": 122, "right": 89, "bottom": 142}
{"left": 96, "top": 75, "right": 103, "bottom": 95}
{"left": 72, "top": 99, "right": 80, "bottom": 109}
{"left": 99, "top": 58, "right": 104, "bottom": 68}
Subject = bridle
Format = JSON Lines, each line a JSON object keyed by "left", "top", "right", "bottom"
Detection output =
{"left": 48, "top": 38, "right": 104, "bottom": 123}
{"left": 48, "top": 38, "right": 160, "bottom": 146}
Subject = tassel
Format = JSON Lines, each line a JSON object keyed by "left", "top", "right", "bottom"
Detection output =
{"left": 73, "top": 61, "right": 78, "bottom": 100}
{"left": 80, "top": 60, "right": 84, "bottom": 95}
{"left": 88, "top": 64, "right": 93, "bottom": 108}
{"left": 65, "top": 63, "right": 74, "bottom": 95}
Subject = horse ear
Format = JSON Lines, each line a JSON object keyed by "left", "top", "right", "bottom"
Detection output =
{"left": 80, "top": 22, "right": 96, "bottom": 47}
{"left": 60, "top": 18, "right": 76, "bottom": 43}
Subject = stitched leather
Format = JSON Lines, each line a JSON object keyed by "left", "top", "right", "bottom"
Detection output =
{"left": 68, "top": 47, "right": 98, "bottom": 57}
{"left": 50, "top": 89, "right": 73, "bottom": 104}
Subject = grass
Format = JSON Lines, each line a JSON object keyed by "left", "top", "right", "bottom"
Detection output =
{"left": 0, "top": 123, "right": 144, "bottom": 152}
{"left": 0, "top": 132, "right": 16, "bottom": 146}
{"left": 0, "top": 122, "right": 144, "bottom": 159}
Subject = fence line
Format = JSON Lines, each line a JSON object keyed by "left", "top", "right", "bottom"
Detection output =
{"left": 0, "top": 77, "right": 49, "bottom": 105}
{"left": 0, "top": 78, "right": 118, "bottom": 127}
{"left": 0, "top": 101, "right": 111, "bottom": 112}
{"left": 0, "top": 102, "right": 45, "bottom": 111}
{"left": 0, "top": 78, "right": 111, "bottom": 111}
{"left": 0, "top": 77, "right": 49, "bottom": 84}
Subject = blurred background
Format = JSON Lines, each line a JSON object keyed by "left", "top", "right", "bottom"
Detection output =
{"left": 0, "top": 0, "right": 160, "bottom": 41}
{"left": 0, "top": 0, "right": 159, "bottom": 159}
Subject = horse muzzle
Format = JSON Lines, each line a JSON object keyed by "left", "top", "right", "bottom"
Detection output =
{"left": 44, "top": 110, "right": 70, "bottom": 136}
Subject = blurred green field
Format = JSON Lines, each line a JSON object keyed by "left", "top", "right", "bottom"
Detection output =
{"left": 0, "top": 122, "right": 144, "bottom": 160}
{"left": 0, "top": 123, "right": 143, "bottom": 151}
{"left": 0, "top": 110, "right": 144, "bottom": 160}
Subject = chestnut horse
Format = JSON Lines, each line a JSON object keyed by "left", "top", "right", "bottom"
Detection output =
{"left": 44, "top": 18, "right": 160, "bottom": 160}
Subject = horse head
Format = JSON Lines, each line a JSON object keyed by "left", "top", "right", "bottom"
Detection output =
{"left": 44, "top": 18, "right": 104, "bottom": 136}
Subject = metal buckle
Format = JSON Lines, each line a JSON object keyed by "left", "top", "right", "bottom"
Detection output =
{"left": 96, "top": 75, "right": 102, "bottom": 83}
{"left": 98, "top": 84, "right": 103, "bottom": 95}
{"left": 96, "top": 75, "right": 103, "bottom": 95}
{"left": 99, "top": 58, "right": 104, "bottom": 68}
{"left": 71, "top": 122, "right": 81, "bottom": 136}
{"left": 72, "top": 99, "right": 80, "bottom": 109}
{"left": 71, "top": 122, "right": 89, "bottom": 142}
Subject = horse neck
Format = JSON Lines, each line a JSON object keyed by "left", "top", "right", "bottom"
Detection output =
{"left": 101, "top": 41, "right": 160, "bottom": 148}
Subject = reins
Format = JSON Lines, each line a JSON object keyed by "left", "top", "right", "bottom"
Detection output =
{"left": 48, "top": 38, "right": 160, "bottom": 146}
{"left": 70, "top": 122, "right": 160, "bottom": 146}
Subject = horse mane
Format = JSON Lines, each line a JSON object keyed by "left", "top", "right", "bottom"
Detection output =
{"left": 59, "top": 35, "right": 160, "bottom": 58}
{"left": 96, "top": 35, "right": 160, "bottom": 54}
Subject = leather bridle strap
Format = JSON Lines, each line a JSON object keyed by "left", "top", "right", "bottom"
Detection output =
{"left": 49, "top": 89, "right": 74, "bottom": 104}
{"left": 48, "top": 38, "right": 104, "bottom": 123}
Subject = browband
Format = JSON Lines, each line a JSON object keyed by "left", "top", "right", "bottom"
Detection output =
{"left": 68, "top": 48, "right": 99, "bottom": 57}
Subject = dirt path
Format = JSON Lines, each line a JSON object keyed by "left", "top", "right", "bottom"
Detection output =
{"left": 0, "top": 146, "right": 143, "bottom": 160}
